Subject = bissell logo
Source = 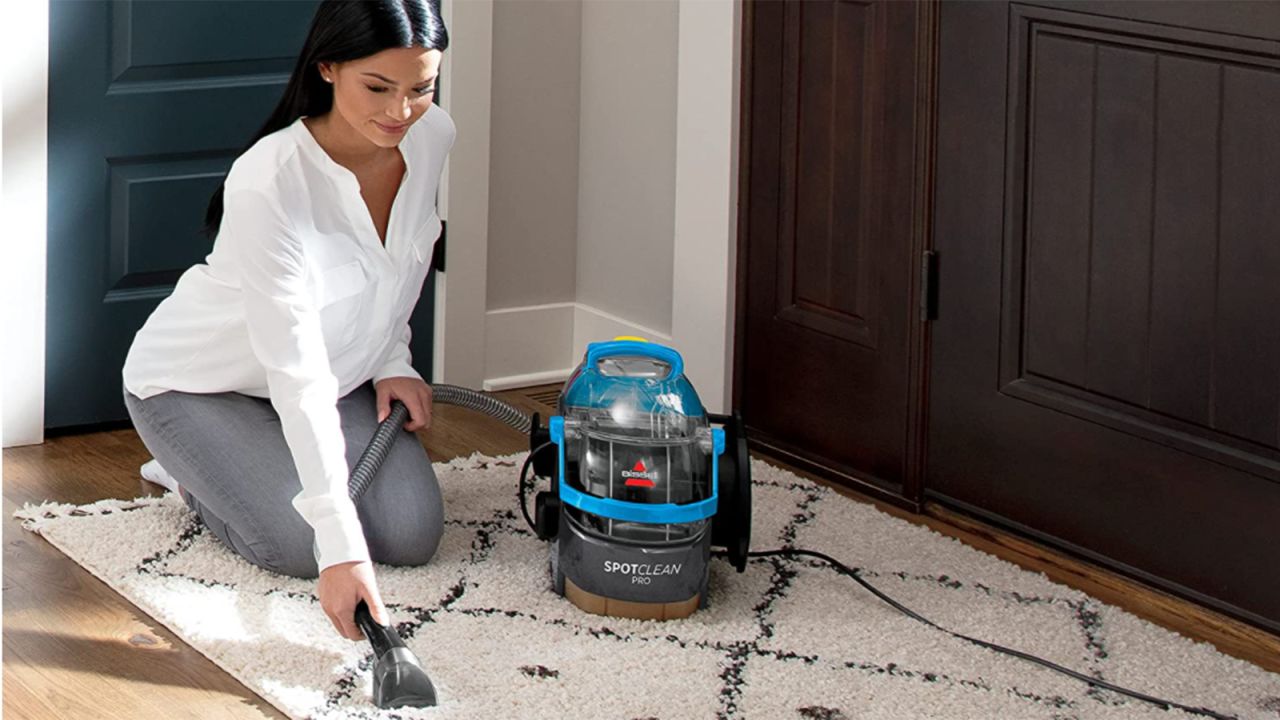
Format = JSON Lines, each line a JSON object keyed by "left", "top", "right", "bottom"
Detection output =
{"left": 622, "top": 460, "right": 658, "bottom": 487}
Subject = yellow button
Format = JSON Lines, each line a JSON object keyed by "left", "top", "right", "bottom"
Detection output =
{"left": 613, "top": 335, "right": 649, "bottom": 343}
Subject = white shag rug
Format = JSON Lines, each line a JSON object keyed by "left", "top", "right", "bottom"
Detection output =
{"left": 15, "top": 453, "right": 1280, "bottom": 720}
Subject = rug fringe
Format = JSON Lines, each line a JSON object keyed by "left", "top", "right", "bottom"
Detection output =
{"left": 13, "top": 495, "right": 174, "bottom": 532}
{"left": 12, "top": 450, "right": 529, "bottom": 534}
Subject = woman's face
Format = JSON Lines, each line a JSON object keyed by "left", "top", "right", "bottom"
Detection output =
{"left": 319, "top": 47, "right": 443, "bottom": 148}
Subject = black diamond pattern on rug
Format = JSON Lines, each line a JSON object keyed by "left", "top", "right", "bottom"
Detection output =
{"left": 16, "top": 455, "right": 1278, "bottom": 720}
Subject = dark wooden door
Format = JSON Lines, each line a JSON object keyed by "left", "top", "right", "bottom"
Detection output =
{"left": 736, "top": 0, "right": 935, "bottom": 505}
{"left": 930, "top": 0, "right": 1280, "bottom": 632}
{"left": 46, "top": 1, "right": 441, "bottom": 430}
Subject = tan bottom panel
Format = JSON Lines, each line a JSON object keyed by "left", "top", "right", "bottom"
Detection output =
{"left": 564, "top": 576, "right": 700, "bottom": 620}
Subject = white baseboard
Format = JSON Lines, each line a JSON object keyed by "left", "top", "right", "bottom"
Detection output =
{"left": 482, "top": 302, "right": 672, "bottom": 391}
{"left": 482, "top": 368, "right": 575, "bottom": 392}
{"left": 571, "top": 303, "right": 672, "bottom": 358}
{"left": 483, "top": 302, "right": 575, "bottom": 390}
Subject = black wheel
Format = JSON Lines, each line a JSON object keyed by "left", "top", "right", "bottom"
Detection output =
{"left": 710, "top": 412, "right": 751, "bottom": 573}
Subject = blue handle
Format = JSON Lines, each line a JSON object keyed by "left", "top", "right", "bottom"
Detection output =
{"left": 560, "top": 482, "right": 718, "bottom": 525}
{"left": 549, "top": 417, "right": 725, "bottom": 525}
{"left": 585, "top": 340, "right": 683, "bottom": 380}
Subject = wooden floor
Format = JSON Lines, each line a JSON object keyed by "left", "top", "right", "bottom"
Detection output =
{"left": 4, "top": 385, "right": 1278, "bottom": 719}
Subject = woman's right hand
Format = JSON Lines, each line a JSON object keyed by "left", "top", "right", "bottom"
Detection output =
{"left": 317, "top": 560, "right": 389, "bottom": 640}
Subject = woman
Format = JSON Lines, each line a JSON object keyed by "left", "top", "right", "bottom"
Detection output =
{"left": 121, "top": 0, "right": 453, "bottom": 642}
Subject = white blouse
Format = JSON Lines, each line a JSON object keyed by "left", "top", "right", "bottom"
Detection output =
{"left": 123, "top": 106, "right": 455, "bottom": 571}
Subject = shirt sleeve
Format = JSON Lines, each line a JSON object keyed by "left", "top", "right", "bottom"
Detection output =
{"left": 223, "top": 187, "right": 369, "bottom": 572}
{"left": 373, "top": 323, "right": 423, "bottom": 385}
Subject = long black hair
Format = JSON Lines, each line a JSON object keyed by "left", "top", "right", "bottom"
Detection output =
{"left": 202, "top": 0, "right": 448, "bottom": 239}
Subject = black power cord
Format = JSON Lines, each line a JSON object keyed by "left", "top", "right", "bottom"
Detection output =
{"left": 715, "top": 547, "right": 1236, "bottom": 720}
{"left": 519, "top": 442, "right": 554, "bottom": 533}
{"left": 516, "top": 450, "right": 1234, "bottom": 719}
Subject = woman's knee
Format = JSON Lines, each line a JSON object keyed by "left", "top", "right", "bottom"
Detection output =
{"left": 362, "top": 482, "right": 445, "bottom": 567}
{"left": 260, "top": 535, "right": 320, "bottom": 579}
{"left": 371, "top": 519, "right": 443, "bottom": 567}
{"left": 236, "top": 526, "right": 319, "bottom": 579}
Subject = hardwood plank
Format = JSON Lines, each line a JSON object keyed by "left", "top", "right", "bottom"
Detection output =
{"left": 4, "top": 436, "right": 285, "bottom": 720}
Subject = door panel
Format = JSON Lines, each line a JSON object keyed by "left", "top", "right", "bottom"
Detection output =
{"left": 47, "top": 1, "right": 321, "bottom": 428}
{"left": 1001, "top": 4, "right": 1280, "bottom": 478}
{"left": 779, "top": 0, "right": 878, "bottom": 349}
{"left": 930, "top": 0, "right": 1280, "bottom": 631}
{"left": 737, "top": 0, "right": 934, "bottom": 504}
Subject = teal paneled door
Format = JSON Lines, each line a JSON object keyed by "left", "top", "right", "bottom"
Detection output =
{"left": 46, "top": 0, "right": 439, "bottom": 428}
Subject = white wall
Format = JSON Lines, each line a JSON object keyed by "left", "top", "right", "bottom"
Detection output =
{"left": 482, "top": 0, "right": 583, "bottom": 387}
{"left": 1, "top": 1, "right": 49, "bottom": 448}
{"left": 482, "top": 0, "right": 740, "bottom": 413}
{"left": 482, "top": 0, "right": 687, "bottom": 392}
{"left": 486, "top": 0, "right": 581, "bottom": 311}
{"left": 576, "top": 0, "right": 679, "bottom": 337}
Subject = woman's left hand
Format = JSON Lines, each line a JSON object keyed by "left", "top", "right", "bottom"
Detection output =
{"left": 374, "top": 377, "right": 433, "bottom": 432}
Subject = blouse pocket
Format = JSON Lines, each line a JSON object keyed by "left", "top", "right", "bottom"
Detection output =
{"left": 396, "top": 213, "right": 441, "bottom": 315}
{"left": 317, "top": 259, "right": 367, "bottom": 349}
{"left": 409, "top": 211, "right": 443, "bottom": 265}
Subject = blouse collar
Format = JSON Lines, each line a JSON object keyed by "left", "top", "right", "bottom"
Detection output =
{"left": 290, "top": 115, "right": 414, "bottom": 189}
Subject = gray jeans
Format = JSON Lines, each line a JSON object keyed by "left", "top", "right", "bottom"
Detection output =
{"left": 122, "top": 380, "right": 444, "bottom": 579}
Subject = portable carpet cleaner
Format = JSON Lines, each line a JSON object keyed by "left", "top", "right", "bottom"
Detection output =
{"left": 345, "top": 338, "right": 1234, "bottom": 718}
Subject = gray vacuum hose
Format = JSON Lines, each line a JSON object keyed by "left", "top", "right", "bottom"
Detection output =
{"left": 348, "top": 384, "right": 532, "bottom": 500}
{"left": 431, "top": 383, "right": 532, "bottom": 435}
{"left": 344, "top": 384, "right": 533, "bottom": 709}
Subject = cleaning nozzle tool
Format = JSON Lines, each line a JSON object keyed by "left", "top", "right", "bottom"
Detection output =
{"left": 343, "top": 389, "right": 531, "bottom": 708}
{"left": 354, "top": 599, "right": 437, "bottom": 709}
